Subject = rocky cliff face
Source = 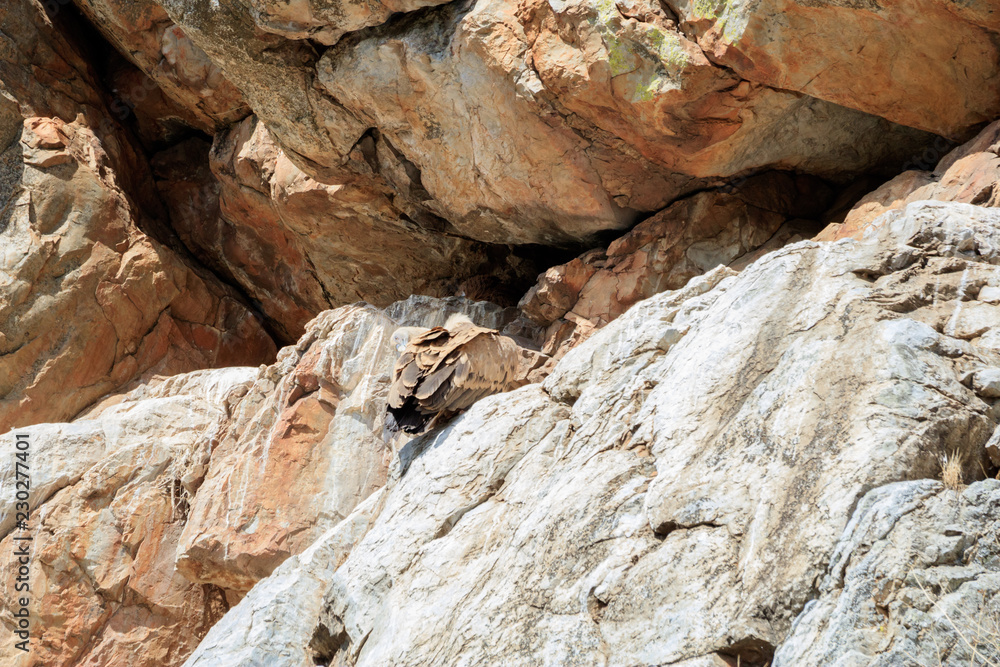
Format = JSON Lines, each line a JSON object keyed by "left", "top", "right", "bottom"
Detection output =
{"left": 1, "top": 0, "right": 1000, "bottom": 664}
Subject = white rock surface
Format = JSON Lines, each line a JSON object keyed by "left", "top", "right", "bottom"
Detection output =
{"left": 182, "top": 488, "right": 387, "bottom": 667}
{"left": 0, "top": 367, "right": 257, "bottom": 541}
{"left": 184, "top": 200, "right": 1000, "bottom": 666}
{"left": 0, "top": 367, "right": 259, "bottom": 667}
{"left": 773, "top": 479, "right": 1000, "bottom": 666}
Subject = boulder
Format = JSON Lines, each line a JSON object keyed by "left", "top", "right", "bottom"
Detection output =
{"left": 175, "top": 296, "right": 528, "bottom": 594}
{"left": 0, "top": 295, "right": 523, "bottom": 666}
{"left": 137, "top": 0, "right": 933, "bottom": 247}
{"left": 72, "top": 0, "right": 249, "bottom": 134}
{"left": 773, "top": 479, "right": 1000, "bottom": 666}
{"left": 190, "top": 200, "right": 1000, "bottom": 666}
{"left": 154, "top": 118, "right": 538, "bottom": 342}
{"left": 664, "top": 0, "right": 1000, "bottom": 137}
{"left": 0, "top": 116, "right": 275, "bottom": 433}
{"left": 819, "top": 120, "right": 1000, "bottom": 242}
{"left": 0, "top": 368, "right": 258, "bottom": 667}
{"left": 519, "top": 172, "right": 830, "bottom": 359}
{"left": 314, "top": 0, "right": 931, "bottom": 243}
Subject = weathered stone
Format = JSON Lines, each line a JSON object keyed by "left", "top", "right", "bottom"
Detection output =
{"left": 155, "top": 117, "right": 538, "bottom": 341}
{"left": 315, "top": 0, "right": 930, "bottom": 244}
{"left": 665, "top": 0, "right": 1000, "bottom": 137}
{"left": 0, "top": 115, "right": 276, "bottom": 433}
{"left": 13, "top": 198, "right": 1000, "bottom": 667}
{"left": 973, "top": 367, "right": 1000, "bottom": 398}
{"left": 0, "top": 0, "right": 105, "bottom": 122}
{"left": 156, "top": 0, "right": 357, "bottom": 181}
{"left": 91, "top": 0, "right": 927, "bottom": 249}
{"left": 0, "top": 368, "right": 258, "bottom": 667}
{"left": 986, "top": 425, "right": 1000, "bottom": 468}
{"left": 519, "top": 172, "right": 830, "bottom": 359}
{"left": 174, "top": 306, "right": 397, "bottom": 592}
{"left": 244, "top": 0, "right": 451, "bottom": 45}
{"left": 181, "top": 488, "right": 386, "bottom": 667}
{"left": 6, "top": 0, "right": 1000, "bottom": 664}
{"left": 175, "top": 296, "right": 528, "bottom": 594}
{"left": 0, "top": 0, "right": 173, "bottom": 228}
{"left": 772, "top": 479, "right": 1000, "bottom": 666}
{"left": 819, "top": 120, "right": 1000, "bottom": 242}
{"left": 0, "top": 291, "right": 533, "bottom": 667}
{"left": 73, "top": 0, "right": 249, "bottom": 134}
{"left": 271, "top": 200, "right": 995, "bottom": 666}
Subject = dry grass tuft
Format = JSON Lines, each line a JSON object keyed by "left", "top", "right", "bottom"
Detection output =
{"left": 940, "top": 449, "right": 966, "bottom": 490}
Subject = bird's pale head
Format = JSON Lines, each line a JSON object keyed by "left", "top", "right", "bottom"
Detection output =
{"left": 391, "top": 326, "right": 429, "bottom": 353}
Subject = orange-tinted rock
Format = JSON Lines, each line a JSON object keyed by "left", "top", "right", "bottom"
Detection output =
{"left": 155, "top": 117, "right": 539, "bottom": 342}
{"left": 817, "top": 121, "right": 1000, "bottom": 242}
{"left": 174, "top": 306, "right": 394, "bottom": 592}
{"left": 314, "top": 0, "right": 930, "bottom": 244}
{"left": 0, "top": 116, "right": 276, "bottom": 434}
{"left": 86, "top": 0, "right": 932, "bottom": 250}
{"left": 665, "top": 0, "right": 1000, "bottom": 138}
{"left": 73, "top": 0, "right": 249, "bottom": 133}
{"left": 520, "top": 173, "right": 830, "bottom": 358}
{"left": 0, "top": 368, "right": 257, "bottom": 667}
{"left": 175, "top": 298, "right": 517, "bottom": 593}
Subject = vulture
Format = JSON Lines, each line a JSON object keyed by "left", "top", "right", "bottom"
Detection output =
{"left": 385, "top": 314, "right": 523, "bottom": 435}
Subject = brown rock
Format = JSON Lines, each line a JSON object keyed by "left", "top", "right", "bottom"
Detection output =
{"left": 0, "top": 115, "right": 276, "bottom": 434}
{"left": 175, "top": 297, "right": 515, "bottom": 593}
{"left": 520, "top": 172, "right": 830, "bottom": 357}
{"left": 102, "top": 0, "right": 933, "bottom": 249}
{"left": 817, "top": 121, "right": 1000, "bottom": 242}
{"left": 73, "top": 0, "right": 249, "bottom": 133}
{"left": 665, "top": 0, "right": 1000, "bottom": 138}
{"left": 244, "top": 0, "right": 453, "bottom": 44}
{"left": 0, "top": 368, "right": 256, "bottom": 667}
{"left": 0, "top": 0, "right": 201, "bottom": 239}
{"left": 155, "top": 117, "right": 538, "bottom": 342}
{"left": 175, "top": 306, "right": 395, "bottom": 592}
{"left": 315, "top": 0, "right": 930, "bottom": 244}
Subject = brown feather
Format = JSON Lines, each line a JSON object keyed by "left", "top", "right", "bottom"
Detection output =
{"left": 385, "top": 321, "right": 524, "bottom": 434}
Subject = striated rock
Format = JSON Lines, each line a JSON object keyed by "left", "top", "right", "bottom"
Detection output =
{"left": 819, "top": 120, "right": 1000, "bottom": 242}
{"left": 127, "top": 0, "right": 931, "bottom": 248}
{"left": 0, "top": 0, "right": 170, "bottom": 227}
{"left": 244, "top": 0, "right": 451, "bottom": 45}
{"left": 665, "top": 0, "right": 1000, "bottom": 137}
{"left": 519, "top": 172, "right": 829, "bottom": 358}
{"left": 0, "top": 368, "right": 258, "bottom": 667}
{"left": 175, "top": 296, "right": 530, "bottom": 594}
{"left": 0, "top": 294, "right": 524, "bottom": 667}
{"left": 182, "top": 488, "right": 387, "bottom": 667}
{"left": 72, "top": 0, "right": 249, "bottom": 134}
{"left": 6, "top": 0, "right": 1000, "bottom": 663}
{"left": 0, "top": 0, "right": 105, "bottom": 122}
{"left": 314, "top": 202, "right": 998, "bottom": 665}
{"left": 184, "top": 200, "right": 1000, "bottom": 666}
{"left": 0, "top": 116, "right": 276, "bottom": 433}
{"left": 773, "top": 479, "right": 1000, "bottom": 666}
{"left": 315, "top": 0, "right": 930, "bottom": 244}
{"left": 0, "top": 0, "right": 276, "bottom": 432}
{"left": 155, "top": 0, "right": 358, "bottom": 182}
{"left": 174, "top": 306, "right": 398, "bottom": 593}
{"left": 155, "top": 117, "right": 538, "bottom": 342}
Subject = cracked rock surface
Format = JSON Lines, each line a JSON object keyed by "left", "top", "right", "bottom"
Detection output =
{"left": 0, "top": 295, "right": 526, "bottom": 665}
{"left": 87, "top": 0, "right": 936, "bottom": 251}
{"left": 0, "top": 114, "right": 275, "bottom": 434}
{"left": 181, "top": 200, "right": 1000, "bottom": 666}
{"left": 773, "top": 478, "right": 1000, "bottom": 666}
